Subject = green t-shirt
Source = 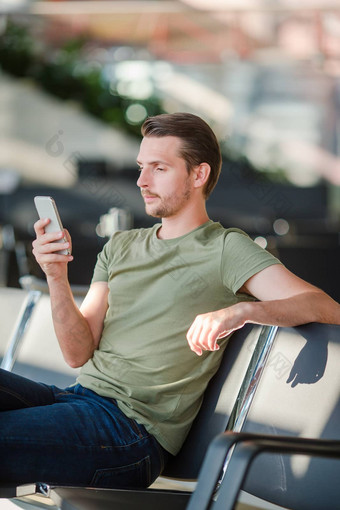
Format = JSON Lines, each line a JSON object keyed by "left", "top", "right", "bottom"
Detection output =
{"left": 77, "top": 221, "right": 281, "bottom": 454}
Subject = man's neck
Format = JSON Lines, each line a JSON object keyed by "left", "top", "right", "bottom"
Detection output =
{"left": 157, "top": 209, "right": 210, "bottom": 240}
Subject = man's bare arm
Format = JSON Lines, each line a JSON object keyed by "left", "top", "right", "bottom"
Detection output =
{"left": 187, "top": 265, "right": 340, "bottom": 356}
{"left": 32, "top": 218, "right": 108, "bottom": 368}
{"left": 48, "top": 279, "right": 108, "bottom": 368}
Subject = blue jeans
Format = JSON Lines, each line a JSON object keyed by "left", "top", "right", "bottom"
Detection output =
{"left": 0, "top": 369, "right": 169, "bottom": 488}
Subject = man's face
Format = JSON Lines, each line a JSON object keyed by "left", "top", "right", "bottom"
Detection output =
{"left": 136, "top": 136, "right": 194, "bottom": 218}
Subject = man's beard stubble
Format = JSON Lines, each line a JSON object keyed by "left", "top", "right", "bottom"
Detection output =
{"left": 143, "top": 180, "right": 192, "bottom": 218}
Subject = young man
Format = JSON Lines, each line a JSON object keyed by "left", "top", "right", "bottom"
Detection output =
{"left": 0, "top": 113, "right": 339, "bottom": 489}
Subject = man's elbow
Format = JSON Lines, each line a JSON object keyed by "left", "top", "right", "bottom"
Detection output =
{"left": 64, "top": 352, "right": 92, "bottom": 369}
{"left": 66, "top": 358, "right": 83, "bottom": 369}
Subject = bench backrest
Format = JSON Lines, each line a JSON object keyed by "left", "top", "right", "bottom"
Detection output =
{"left": 164, "top": 321, "right": 340, "bottom": 510}
{"left": 163, "top": 323, "right": 263, "bottom": 479}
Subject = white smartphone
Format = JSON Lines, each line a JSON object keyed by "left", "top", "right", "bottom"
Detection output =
{"left": 34, "top": 195, "right": 70, "bottom": 255}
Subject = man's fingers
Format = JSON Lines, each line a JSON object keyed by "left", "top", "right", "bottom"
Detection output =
{"left": 36, "top": 252, "right": 73, "bottom": 264}
{"left": 63, "top": 229, "right": 72, "bottom": 252}
{"left": 187, "top": 315, "right": 221, "bottom": 355}
{"left": 35, "top": 240, "right": 70, "bottom": 255}
{"left": 33, "top": 218, "right": 50, "bottom": 236}
{"left": 187, "top": 305, "right": 247, "bottom": 356}
{"left": 187, "top": 320, "right": 203, "bottom": 356}
{"left": 32, "top": 231, "right": 67, "bottom": 252}
{"left": 34, "top": 219, "right": 65, "bottom": 244}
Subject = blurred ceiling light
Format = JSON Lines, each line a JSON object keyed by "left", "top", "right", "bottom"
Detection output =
{"left": 254, "top": 236, "right": 268, "bottom": 249}
{"left": 156, "top": 72, "right": 233, "bottom": 127}
{"left": 30, "top": 1, "right": 186, "bottom": 15}
{"left": 125, "top": 104, "right": 148, "bottom": 125}
{"left": 115, "top": 61, "right": 151, "bottom": 81}
{"left": 273, "top": 218, "right": 290, "bottom": 236}
{"left": 113, "top": 61, "right": 154, "bottom": 99}
{"left": 116, "top": 80, "right": 153, "bottom": 100}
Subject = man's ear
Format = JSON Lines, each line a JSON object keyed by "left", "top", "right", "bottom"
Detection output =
{"left": 192, "top": 163, "right": 211, "bottom": 190}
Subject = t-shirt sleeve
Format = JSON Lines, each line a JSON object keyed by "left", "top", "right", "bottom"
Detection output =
{"left": 91, "top": 238, "right": 112, "bottom": 283}
{"left": 222, "top": 231, "right": 282, "bottom": 294}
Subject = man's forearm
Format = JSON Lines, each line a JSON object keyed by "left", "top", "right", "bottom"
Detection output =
{"left": 187, "top": 264, "right": 340, "bottom": 356}
{"left": 47, "top": 276, "right": 96, "bottom": 368}
{"left": 243, "top": 290, "right": 340, "bottom": 328}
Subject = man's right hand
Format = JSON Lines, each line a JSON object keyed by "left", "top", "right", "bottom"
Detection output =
{"left": 32, "top": 218, "right": 73, "bottom": 280}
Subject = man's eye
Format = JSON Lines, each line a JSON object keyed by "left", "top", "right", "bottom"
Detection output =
{"left": 156, "top": 167, "right": 164, "bottom": 172}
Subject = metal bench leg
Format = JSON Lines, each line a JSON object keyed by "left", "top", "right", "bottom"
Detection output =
{"left": 1, "top": 289, "right": 42, "bottom": 371}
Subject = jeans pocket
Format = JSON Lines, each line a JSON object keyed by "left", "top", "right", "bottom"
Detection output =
{"left": 90, "top": 455, "right": 152, "bottom": 489}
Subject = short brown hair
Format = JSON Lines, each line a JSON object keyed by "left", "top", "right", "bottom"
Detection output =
{"left": 141, "top": 112, "right": 222, "bottom": 198}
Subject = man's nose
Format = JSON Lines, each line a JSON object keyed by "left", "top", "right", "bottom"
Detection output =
{"left": 137, "top": 168, "right": 149, "bottom": 188}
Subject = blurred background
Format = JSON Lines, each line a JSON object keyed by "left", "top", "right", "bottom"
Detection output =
{"left": 0, "top": 0, "right": 340, "bottom": 300}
